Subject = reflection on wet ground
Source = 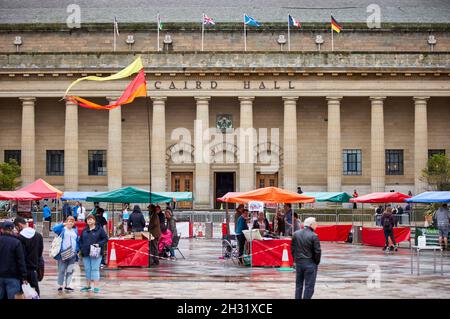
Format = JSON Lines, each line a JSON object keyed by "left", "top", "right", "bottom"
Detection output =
{"left": 39, "top": 238, "right": 450, "bottom": 299}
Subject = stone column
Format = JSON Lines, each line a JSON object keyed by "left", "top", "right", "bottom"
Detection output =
{"left": 326, "top": 97, "right": 342, "bottom": 192}
{"left": 283, "top": 97, "right": 298, "bottom": 191}
{"left": 64, "top": 100, "right": 79, "bottom": 191}
{"left": 20, "top": 97, "right": 36, "bottom": 186}
{"left": 238, "top": 97, "right": 255, "bottom": 192}
{"left": 370, "top": 97, "right": 386, "bottom": 193}
{"left": 107, "top": 97, "right": 122, "bottom": 190}
{"left": 151, "top": 97, "right": 167, "bottom": 192}
{"left": 194, "top": 97, "right": 211, "bottom": 208}
{"left": 414, "top": 97, "right": 429, "bottom": 194}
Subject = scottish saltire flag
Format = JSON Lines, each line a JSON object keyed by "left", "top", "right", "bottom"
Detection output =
{"left": 203, "top": 14, "right": 215, "bottom": 25}
{"left": 244, "top": 14, "right": 260, "bottom": 27}
{"left": 288, "top": 15, "right": 301, "bottom": 27}
{"left": 114, "top": 16, "right": 119, "bottom": 35}
{"left": 157, "top": 13, "right": 163, "bottom": 30}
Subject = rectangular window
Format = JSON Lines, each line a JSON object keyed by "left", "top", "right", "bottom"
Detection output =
{"left": 46, "top": 150, "right": 64, "bottom": 176}
{"left": 385, "top": 150, "right": 404, "bottom": 175}
{"left": 343, "top": 149, "right": 362, "bottom": 175}
{"left": 428, "top": 149, "right": 446, "bottom": 159}
{"left": 88, "top": 150, "right": 107, "bottom": 176}
{"left": 4, "top": 150, "right": 21, "bottom": 166}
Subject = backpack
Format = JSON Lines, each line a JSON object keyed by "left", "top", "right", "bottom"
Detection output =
{"left": 383, "top": 215, "right": 392, "bottom": 229}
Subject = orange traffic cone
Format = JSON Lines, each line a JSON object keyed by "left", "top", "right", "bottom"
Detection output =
{"left": 197, "top": 223, "right": 204, "bottom": 238}
{"left": 108, "top": 242, "right": 119, "bottom": 270}
{"left": 277, "top": 244, "right": 294, "bottom": 272}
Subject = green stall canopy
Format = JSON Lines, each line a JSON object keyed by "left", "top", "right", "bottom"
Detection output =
{"left": 302, "top": 192, "right": 353, "bottom": 203}
{"left": 85, "top": 187, "right": 192, "bottom": 204}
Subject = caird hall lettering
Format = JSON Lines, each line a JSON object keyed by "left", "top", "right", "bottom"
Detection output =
{"left": 152, "top": 81, "right": 295, "bottom": 90}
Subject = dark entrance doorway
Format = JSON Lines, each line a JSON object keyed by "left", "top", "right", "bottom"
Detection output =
{"left": 214, "top": 172, "right": 235, "bottom": 209}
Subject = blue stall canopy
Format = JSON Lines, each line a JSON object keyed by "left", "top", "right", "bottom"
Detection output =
{"left": 406, "top": 191, "right": 450, "bottom": 203}
{"left": 152, "top": 192, "right": 193, "bottom": 202}
{"left": 302, "top": 192, "right": 353, "bottom": 203}
{"left": 61, "top": 192, "right": 106, "bottom": 201}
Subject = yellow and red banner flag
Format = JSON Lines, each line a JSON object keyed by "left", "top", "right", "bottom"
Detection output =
{"left": 331, "top": 15, "right": 342, "bottom": 33}
{"left": 67, "top": 69, "right": 147, "bottom": 110}
{"left": 63, "top": 56, "right": 144, "bottom": 97}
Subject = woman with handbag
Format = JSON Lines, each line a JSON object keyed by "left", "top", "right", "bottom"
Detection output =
{"left": 52, "top": 216, "right": 79, "bottom": 292}
{"left": 79, "top": 214, "right": 108, "bottom": 293}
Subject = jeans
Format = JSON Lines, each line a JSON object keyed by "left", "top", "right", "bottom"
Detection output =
{"left": 57, "top": 259, "right": 76, "bottom": 287}
{"left": 44, "top": 216, "right": 52, "bottom": 231}
{"left": 0, "top": 277, "right": 21, "bottom": 299}
{"left": 237, "top": 234, "right": 246, "bottom": 264}
{"left": 295, "top": 262, "right": 318, "bottom": 299}
{"left": 82, "top": 257, "right": 102, "bottom": 281}
{"left": 384, "top": 228, "right": 396, "bottom": 247}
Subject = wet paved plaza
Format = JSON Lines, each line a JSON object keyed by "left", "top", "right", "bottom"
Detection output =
{"left": 39, "top": 237, "right": 450, "bottom": 299}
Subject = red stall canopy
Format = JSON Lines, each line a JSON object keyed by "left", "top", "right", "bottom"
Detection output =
{"left": 19, "top": 179, "right": 63, "bottom": 199}
{"left": 0, "top": 191, "right": 41, "bottom": 201}
{"left": 349, "top": 192, "right": 411, "bottom": 203}
{"left": 218, "top": 187, "right": 315, "bottom": 204}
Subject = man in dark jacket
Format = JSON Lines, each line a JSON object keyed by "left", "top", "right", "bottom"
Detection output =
{"left": 156, "top": 205, "right": 166, "bottom": 232}
{"left": 148, "top": 205, "right": 161, "bottom": 266}
{"left": 291, "top": 217, "right": 321, "bottom": 299}
{"left": 14, "top": 217, "right": 43, "bottom": 296}
{"left": 127, "top": 205, "right": 146, "bottom": 232}
{"left": 0, "top": 221, "right": 28, "bottom": 299}
{"left": 381, "top": 207, "right": 397, "bottom": 251}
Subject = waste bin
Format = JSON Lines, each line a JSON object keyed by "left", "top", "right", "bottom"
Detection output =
{"left": 352, "top": 225, "right": 363, "bottom": 244}
{"left": 205, "top": 222, "right": 213, "bottom": 239}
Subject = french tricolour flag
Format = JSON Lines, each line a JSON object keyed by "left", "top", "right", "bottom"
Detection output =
{"left": 288, "top": 14, "right": 301, "bottom": 28}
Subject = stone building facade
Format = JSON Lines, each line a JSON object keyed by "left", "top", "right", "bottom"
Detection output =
{"left": 1, "top": 17, "right": 449, "bottom": 208}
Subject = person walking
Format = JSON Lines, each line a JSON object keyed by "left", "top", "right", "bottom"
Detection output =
{"left": 79, "top": 214, "right": 108, "bottom": 293}
{"left": 291, "top": 217, "right": 321, "bottom": 299}
{"left": 13, "top": 217, "right": 43, "bottom": 297}
{"left": 148, "top": 205, "right": 161, "bottom": 266}
{"left": 94, "top": 208, "right": 108, "bottom": 267}
{"left": 76, "top": 202, "right": 86, "bottom": 222}
{"left": 381, "top": 207, "right": 397, "bottom": 251}
{"left": 127, "top": 205, "right": 146, "bottom": 232}
{"left": 164, "top": 208, "right": 178, "bottom": 260}
{"left": 52, "top": 216, "right": 79, "bottom": 292}
{"left": 62, "top": 201, "right": 72, "bottom": 220}
{"left": 235, "top": 209, "right": 249, "bottom": 265}
{"left": 0, "top": 221, "right": 28, "bottom": 299}
{"left": 434, "top": 203, "right": 450, "bottom": 249}
{"left": 43, "top": 204, "right": 52, "bottom": 232}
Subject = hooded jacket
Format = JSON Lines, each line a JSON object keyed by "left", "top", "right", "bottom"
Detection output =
{"left": 0, "top": 233, "right": 27, "bottom": 280}
{"left": 18, "top": 227, "right": 44, "bottom": 271}
{"left": 127, "top": 207, "right": 146, "bottom": 232}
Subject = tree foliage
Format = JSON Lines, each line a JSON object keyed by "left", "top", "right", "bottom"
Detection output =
{"left": 422, "top": 154, "right": 450, "bottom": 191}
{"left": 0, "top": 159, "right": 21, "bottom": 190}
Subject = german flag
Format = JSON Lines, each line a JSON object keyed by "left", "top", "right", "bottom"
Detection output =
{"left": 331, "top": 15, "right": 342, "bottom": 33}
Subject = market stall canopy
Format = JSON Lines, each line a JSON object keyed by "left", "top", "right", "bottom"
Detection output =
{"left": 85, "top": 186, "right": 152, "bottom": 203}
{"left": 18, "top": 179, "right": 63, "bottom": 199}
{"left": 405, "top": 191, "right": 450, "bottom": 203}
{"left": 217, "top": 192, "right": 243, "bottom": 203}
{"left": 302, "top": 192, "right": 352, "bottom": 203}
{"left": 152, "top": 192, "right": 193, "bottom": 202}
{"left": 61, "top": 192, "right": 106, "bottom": 201}
{"left": 349, "top": 192, "right": 411, "bottom": 203}
{"left": 0, "top": 191, "right": 41, "bottom": 201}
{"left": 219, "top": 187, "right": 315, "bottom": 204}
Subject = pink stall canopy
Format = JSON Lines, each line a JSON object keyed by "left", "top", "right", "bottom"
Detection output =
{"left": 0, "top": 191, "right": 41, "bottom": 201}
{"left": 349, "top": 192, "right": 411, "bottom": 203}
{"left": 18, "top": 179, "right": 63, "bottom": 199}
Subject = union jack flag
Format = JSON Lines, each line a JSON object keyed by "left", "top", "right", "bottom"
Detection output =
{"left": 203, "top": 14, "right": 215, "bottom": 25}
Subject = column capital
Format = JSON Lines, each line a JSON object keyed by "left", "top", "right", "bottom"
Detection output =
{"left": 65, "top": 99, "right": 78, "bottom": 106}
{"left": 105, "top": 96, "right": 120, "bottom": 102}
{"left": 326, "top": 96, "right": 343, "bottom": 102}
{"left": 151, "top": 96, "right": 167, "bottom": 102}
{"left": 238, "top": 96, "right": 255, "bottom": 102}
{"left": 194, "top": 96, "right": 211, "bottom": 102}
{"left": 282, "top": 96, "right": 299, "bottom": 102}
{"left": 19, "top": 97, "right": 36, "bottom": 103}
{"left": 369, "top": 96, "right": 387, "bottom": 102}
{"left": 413, "top": 96, "right": 430, "bottom": 103}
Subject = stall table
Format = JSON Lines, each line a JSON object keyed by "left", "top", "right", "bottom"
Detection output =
{"left": 251, "top": 239, "right": 293, "bottom": 267}
{"left": 362, "top": 226, "right": 411, "bottom": 247}
{"left": 107, "top": 239, "right": 149, "bottom": 267}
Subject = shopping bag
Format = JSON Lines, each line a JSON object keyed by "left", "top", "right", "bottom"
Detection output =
{"left": 89, "top": 244, "right": 102, "bottom": 258}
{"left": 22, "top": 283, "right": 39, "bottom": 299}
{"left": 50, "top": 235, "right": 62, "bottom": 258}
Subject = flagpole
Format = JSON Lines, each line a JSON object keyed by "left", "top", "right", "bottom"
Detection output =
{"left": 287, "top": 15, "right": 291, "bottom": 52}
{"left": 244, "top": 14, "right": 247, "bottom": 51}
{"left": 157, "top": 12, "right": 160, "bottom": 51}
{"left": 201, "top": 13, "right": 205, "bottom": 51}
{"left": 113, "top": 18, "right": 116, "bottom": 52}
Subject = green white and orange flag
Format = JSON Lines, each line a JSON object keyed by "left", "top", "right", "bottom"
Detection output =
{"left": 63, "top": 56, "right": 144, "bottom": 97}
{"left": 67, "top": 69, "right": 147, "bottom": 110}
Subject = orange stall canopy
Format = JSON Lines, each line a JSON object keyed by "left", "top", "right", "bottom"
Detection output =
{"left": 0, "top": 191, "right": 41, "bottom": 201}
{"left": 18, "top": 178, "right": 63, "bottom": 199}
{"left": 219, "top": 187, "right": 315, "bottom": 204}
{"left": 349, "top": 192, "right": 411, "bottom": 203}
